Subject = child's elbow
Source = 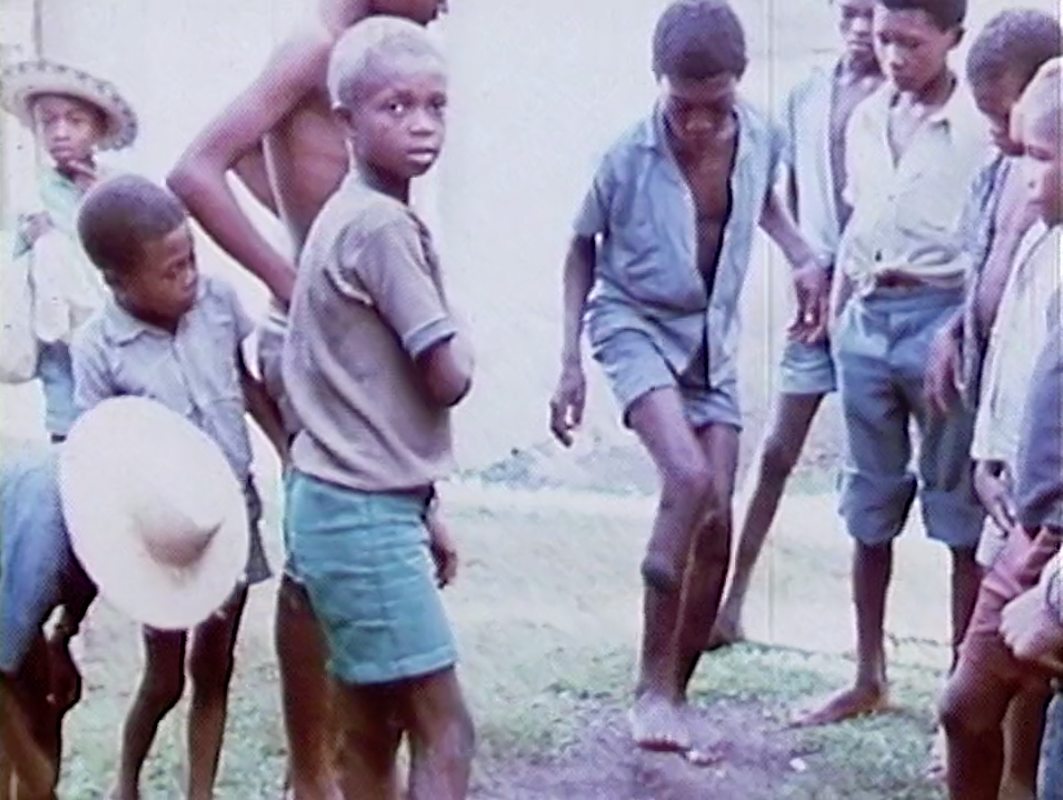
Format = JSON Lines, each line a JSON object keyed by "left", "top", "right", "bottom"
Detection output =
{"left": 420, "top": 338, "right": 474, "bottom": 407}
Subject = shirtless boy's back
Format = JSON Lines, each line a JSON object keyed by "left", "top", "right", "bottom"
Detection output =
{"left": 167, "top": 2, "right": 446, "bottom": 797}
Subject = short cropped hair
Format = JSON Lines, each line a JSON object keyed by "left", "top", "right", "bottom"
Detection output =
{"left": 1012, "top": 56, "right": 1062, "bottom": 143}
{"left": 877, "top": 0, "right": 966, "bottom": 31}
{"left": 78, "top": 175, "right": 187, "bottom": 280}
{"left": 328, "top": 16, "right": 445, "bottom": 110}
{"left": 966, "top": 9, "right": 1062, "bottom": 88}
{"left": 651, "top": 0, "right": 748, "bottom": 81}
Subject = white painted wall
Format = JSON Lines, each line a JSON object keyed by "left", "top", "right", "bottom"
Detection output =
{"left": 2, "top": 0, "right": 1059, "bottom": 469}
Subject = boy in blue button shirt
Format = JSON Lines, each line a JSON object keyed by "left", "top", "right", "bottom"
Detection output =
{"left": 548, "top": 0, "right": 829, "bottom": 752}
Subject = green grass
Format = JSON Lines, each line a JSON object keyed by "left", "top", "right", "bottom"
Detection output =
{"left": 57, "top": 497, "right": 948, "bottom": 799}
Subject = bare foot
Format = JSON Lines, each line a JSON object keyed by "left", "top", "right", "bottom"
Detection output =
{"left": 789, "top": 683, "right": 889, "bottom": 728}
{"left": 923, "top": 726, "right": 946, "bottom": 782}
{"left": 705, "top": 613, "right": 745, "bottom": 651}
{"left": 108, "top": 785, "right": 138, "bottom": 800}
{"left": 628, "top": 692, "right": 691, "bottom": 752}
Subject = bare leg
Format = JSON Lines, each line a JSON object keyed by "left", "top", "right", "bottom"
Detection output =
{"left": 186, "top": 589, "right": 248, "bottom": 800}
{"left": 0, "top": 679, "right": 56, "bottom": 800}
{"left": 939, "top": 653, "right": 1016, "bottom": 800}
{"left": 999, "top": 688, "right": 1050, "bottom": 800}
{"left": 398, "top": 668, "right": 475, "bottom": 800}
{"left": 676, "top": 423, "right": 740, "bottom": 696}
{"left": 792, "top": 541, "right": 892, "bottom": 726}
{"left": 276, "top": 576, "right": 341, "bottom": 799}
{"left": 111, "top": 630, "right": 187, "bottom": 800}
{"left": 711, "top": 393, "right": 824, "bottom": 649}
{"left": 334, "top": 682, "right": 404, "bottom": 800}
{"left": 626, "top": 389, "right": 714, "bottom": 751}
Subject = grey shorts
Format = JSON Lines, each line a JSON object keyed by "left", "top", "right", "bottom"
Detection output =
{"left": 778, "top": 338, "right": 836, "bottom": 396}
{"left": 593, "top": 329, "right": 741, "bottom": 431}
{"left": 833, "top": 288, "right": 983, "bottom": 550}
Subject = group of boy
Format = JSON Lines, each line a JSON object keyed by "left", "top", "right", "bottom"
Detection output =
{"left": 1, "top": 1, "right": 1061, "bottom": 799}
{"left": 548, "top": 0, "right": 1063, "bottom": 797}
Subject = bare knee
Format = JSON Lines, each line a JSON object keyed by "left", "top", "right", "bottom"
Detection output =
{"left": 659, "top": 455, "right": 713, "bottom": 507}
{"left": 138, "top": 667, "right": 185, "bottom": 715}
{"left": 759, "top": 435, "right": 800, "bottom": 483}
{"left": 413, "top": 708, "right": 475, "bottom": 776}
{"left": 189, "top": 643, "right": 235, "bottom": 702}
{"left": 939, "top": 674, "right": 998, "bottom": 738}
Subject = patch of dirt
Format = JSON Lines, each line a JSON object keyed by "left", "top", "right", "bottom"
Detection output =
{"left": 472, "top": 700, "right": 819, "bottom": 800}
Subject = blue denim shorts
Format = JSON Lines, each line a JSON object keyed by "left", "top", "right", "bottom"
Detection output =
{"left": 593, "top": 329, "right": 741, "bottom": 431}
{"left": 37, "top": 342, "right": 76, "bottom": 438}
{"left": 285, "top": 470, "right": 457, "bottom": 686}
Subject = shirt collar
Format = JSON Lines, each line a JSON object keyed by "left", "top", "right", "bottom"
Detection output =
{"left": 102, "top": 280, "right": 204, "bottom": 345}
{"left": 867, "top": 73, "right": 979, "bottom": 133}
{"left": 637, "top": 98, "right": 756, "bottom": 167}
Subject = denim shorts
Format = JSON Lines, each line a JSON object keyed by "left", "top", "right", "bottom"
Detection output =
{"left": 778, "top": 338, "right": 836, "bottom": 396}
{"left": 285, "top": 470, "right": 457, "bottom": 686}
{"left": 593, "top": 329, "right": 741, "bottom": 431}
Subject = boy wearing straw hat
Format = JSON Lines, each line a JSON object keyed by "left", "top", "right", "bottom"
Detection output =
{"left": 70, "top": 175, "right": 287, "bottom": 800}
{"left": 282, "top": 18, "right": 474, "bottom": 798}
{"left": 0, "top": 397, "right": 251, "bottom": 800}
{"left": 0, "top": 59, "right": 137, "bottom": 443}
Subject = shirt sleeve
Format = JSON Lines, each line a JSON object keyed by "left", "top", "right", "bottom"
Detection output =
{"left": 572, "top": 153, "right": 617, "bottom": 239}
{"left": 71, "top": 328, "right": 117, "bottom": 418}
{"left": 211, "top": 276, "right": 255, "bottom": 343}
{"left": 1015, "top": 327, "right": 1063, "bottom": 532}
{"left": 330, "top": 217, "right": 457, "bottom": 360}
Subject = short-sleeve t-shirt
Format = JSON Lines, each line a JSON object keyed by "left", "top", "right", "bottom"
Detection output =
{"left": 283, "top": 174, "right": 458, "bottom": 492}
{"left": 0, "top": 447, "right": 73, "bottom": 674}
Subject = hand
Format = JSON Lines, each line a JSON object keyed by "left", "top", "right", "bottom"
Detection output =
{"left": 549, "top": 360, "right": 586, "bottom": 447}
{"left": 426, "top": 511, "right": 458, "bottom": 588}
{"left": 790, "top": 259, "right": 831, "bottom": 344}
{"left": 46, "top": 638, "right": 82, "bottom": 716}
{"left": 59, "top": 158, "right": 99, "bottom": 190}
{"left": 1001, "top": 587, "right": 1063, "bottom": 673}
{"left": 18, "top": 212, "right": 53, "bottom": 247}
{"left": 924, "top": 326, "right": 961, "bottom": 415}
{"left": 974, "top": 461, "right": 1019, "bottom": 536}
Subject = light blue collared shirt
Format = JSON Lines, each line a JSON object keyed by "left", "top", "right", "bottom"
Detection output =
{"left": 573, "top": 99, "right": 785, "bottom": 394}
{"left": 71, "top": 275, "right": 256, "bottom": 484}
{"left": 782, "top": 64, "right": 843, "bottom": 260}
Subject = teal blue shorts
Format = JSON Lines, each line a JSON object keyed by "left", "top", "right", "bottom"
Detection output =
{"left": 285, "top": 470, "right": 457, "bottom": 686}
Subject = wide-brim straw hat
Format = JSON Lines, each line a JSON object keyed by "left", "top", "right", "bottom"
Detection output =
{"left": 1, "top": 59, "right": 138, "bottom": 150}
{"left": 59, "top": 397, "right": 248, "bottom": 631}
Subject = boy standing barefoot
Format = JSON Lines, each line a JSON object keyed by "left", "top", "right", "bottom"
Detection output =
{"left": 549, "top": 0, "right": 828, "bottom": 752}
{"left": 711, "top": 0, "right": 884, "bottom": 648}
{"left": 283, "top": 18, "right": 474, "bottom": 799}
{"left": 167, "top": 3, "right": 447, "bottom": 796}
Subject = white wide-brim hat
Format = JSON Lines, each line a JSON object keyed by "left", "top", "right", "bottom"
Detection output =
{"left": 59, "top": 397, "right": 248, "bottom": 631}
{"left": 1, "top": 59, "right": 138, "bottom": 151}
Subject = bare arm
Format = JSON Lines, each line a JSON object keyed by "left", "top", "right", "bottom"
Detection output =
{"left": 560, "top": 235, "right": 596, "bottom": 366}
{"left": 233, "top": 143, "right": 279, "bottom": 215}
{"left": 548, "top": 235, "right": 596, "bottom": 446}
{"left": 758, "top": 188, "right": 818, "bottom": 268}
{"left": 167, "top": 27, "right": 333, "bottom": 305}
{"left": 417, "top": 334, "right": 474, "bottom": 408}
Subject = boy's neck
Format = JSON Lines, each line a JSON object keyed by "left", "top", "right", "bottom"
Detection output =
{"left": 117, "top": 299, "right": 182, "bottom": 335}
{"left": 897, "top": 69, "right": 955, "bottom": 109}
{"left": 838, "top": 53, "right": 880, "bottom": 83}
{"left": 357, "top": 164, "right": 411, "bottom": 204}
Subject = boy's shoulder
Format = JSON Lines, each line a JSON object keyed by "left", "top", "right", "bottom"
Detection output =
{"left": 313, "top": 178, "right": 420, "bottom": 250}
